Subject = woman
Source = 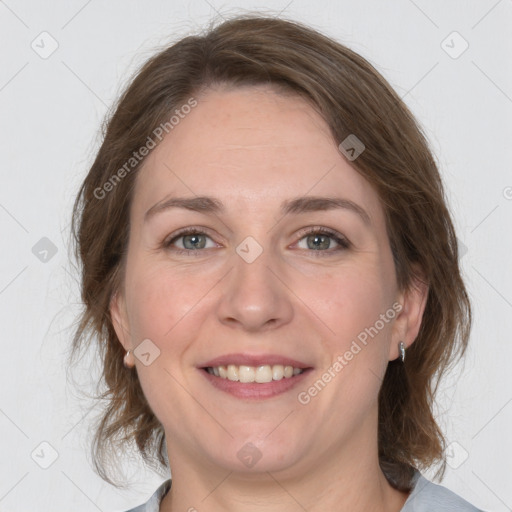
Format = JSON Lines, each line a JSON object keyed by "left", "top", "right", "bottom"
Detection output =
{"left": 70, "top": 15, "right": 482, "bottom": 512}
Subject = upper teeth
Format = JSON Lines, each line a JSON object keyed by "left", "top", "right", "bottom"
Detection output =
{"left": 207, "top": 364, "right": 303, "bottom": 383}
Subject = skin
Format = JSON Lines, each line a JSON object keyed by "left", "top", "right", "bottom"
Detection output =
{"left": 111, "top": 85, "right": 428, "bottom": 512}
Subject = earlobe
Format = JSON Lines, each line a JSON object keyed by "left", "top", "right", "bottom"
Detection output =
{"left": 390, "top": 272, "right": 429, "bottom": 360}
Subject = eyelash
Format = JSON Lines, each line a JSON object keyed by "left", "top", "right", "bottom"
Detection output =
{"left": 163, "top": 226, "right": 350, "bottom": 257}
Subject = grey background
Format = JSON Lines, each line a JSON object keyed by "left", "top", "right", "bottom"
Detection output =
{"left": 0, "top": 0, "right": 511, "bottom": 510}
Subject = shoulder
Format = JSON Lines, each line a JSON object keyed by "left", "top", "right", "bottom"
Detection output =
{"left": 122, "top": 479, "right": 172, "bottom": 512}
{"left": 120, "top": 474, "right": 483, "bottom": 512}
{"left": 402, "top": 473, "right": 483, "bottom": 512}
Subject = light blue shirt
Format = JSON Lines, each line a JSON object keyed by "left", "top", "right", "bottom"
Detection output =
{"left": 123, "top": 471, "right": 483, "bottom": 511}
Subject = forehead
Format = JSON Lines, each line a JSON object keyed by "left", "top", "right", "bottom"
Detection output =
{"left": 132, "top": 85, "right": 382, "bottom": 222}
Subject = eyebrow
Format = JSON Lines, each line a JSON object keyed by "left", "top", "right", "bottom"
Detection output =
{"left": 144, "top": 195, "right": 371, "bottom": 225}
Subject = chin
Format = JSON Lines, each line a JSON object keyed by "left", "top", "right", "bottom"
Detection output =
{"left": 204, "top": 435, "right": 305, "bottom": 475}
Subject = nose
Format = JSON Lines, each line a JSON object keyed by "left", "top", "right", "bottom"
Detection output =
{"left": 215, "top": 241, "right": 294, "bottom": 332}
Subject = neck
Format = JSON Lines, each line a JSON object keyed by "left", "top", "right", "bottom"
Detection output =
{"left": 160, "top": 412, "right": 410, "bottom": 512}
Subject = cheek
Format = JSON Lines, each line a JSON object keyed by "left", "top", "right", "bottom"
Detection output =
{"left": 298, "top": 263, "right": 391, "bottom": 342}
{"left": 122, "top": 262, "right": 214, "bottom": 426}
{"left": 317, "top": 272, "right": 394, "bottom": 390}
{"left": 123, "top": 260, "right": 204, "bottom": 344}
{"left": 298, "top": 263, "right": 396, "bottom": 410}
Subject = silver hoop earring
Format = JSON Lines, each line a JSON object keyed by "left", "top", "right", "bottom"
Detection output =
{"left": 398, "top": 341, "right": 406, "bottom": 363}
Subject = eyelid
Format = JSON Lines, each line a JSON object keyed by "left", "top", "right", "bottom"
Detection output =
{"left": 293, "top": 226, "right": 351, "bottom": 252}
{"left": 163, "top": 225, "right": 351, "bottom": 255}
{"left": 163, "top": 226, "right": 220, "bottom": 251}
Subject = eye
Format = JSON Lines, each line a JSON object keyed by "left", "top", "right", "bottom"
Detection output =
{"left": 164, "top": 228, "right": 218, "bottom": 254}
{"left": 295, "top": 227, "right": 350, "bottom": 254}
{"left": 162, "top": 226, "right": 350, "bottom": 256}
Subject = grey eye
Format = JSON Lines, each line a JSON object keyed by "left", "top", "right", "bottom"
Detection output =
{"left": 306, "top": 234, "right": 332, "bottom": 250}
{"left": 182, "top": 234, "right": 208, "bottom": 250}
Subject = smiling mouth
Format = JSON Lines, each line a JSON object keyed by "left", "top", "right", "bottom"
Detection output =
{"left": 203, "top": 364, "right": 306, "bottom": 383}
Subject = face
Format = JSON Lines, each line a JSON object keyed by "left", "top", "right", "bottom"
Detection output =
{"left": 111, "top": 85, "right": 426, "bottom": 478}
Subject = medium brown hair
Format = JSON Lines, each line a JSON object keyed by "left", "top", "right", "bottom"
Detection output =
{"left": 70, "top": 15, "right": 471, "bottom": 490}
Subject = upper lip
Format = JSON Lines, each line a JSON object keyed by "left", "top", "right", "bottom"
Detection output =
{"left": 200, "top": 353, "right": 312, "bottom": 369}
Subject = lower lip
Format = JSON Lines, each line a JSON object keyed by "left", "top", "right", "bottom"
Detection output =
{"left": 200, "top": 368, "right": 312, "bottom": 400}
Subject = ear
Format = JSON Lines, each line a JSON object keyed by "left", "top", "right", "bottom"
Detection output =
{"left": 389, "top": 268, "right": 429, "bottom": 360}
{"left": 110, "top": 290, "right": 131, "bottom": 351}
